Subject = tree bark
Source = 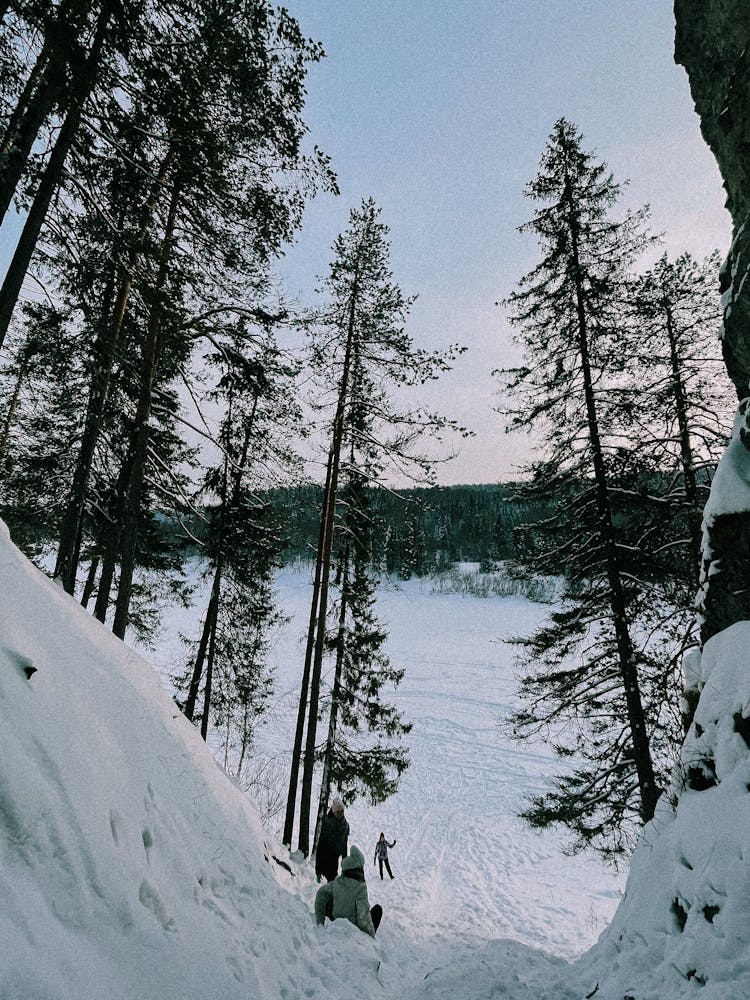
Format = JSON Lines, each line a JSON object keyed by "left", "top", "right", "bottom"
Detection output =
{"left": 79, "top": 553, "right": 99, "bottom": 608}
{"left": 93, "top": 447, "right": 134, "bottom": 622}
{"left": 182, "top": 578, "right": 216, "bottom": 714}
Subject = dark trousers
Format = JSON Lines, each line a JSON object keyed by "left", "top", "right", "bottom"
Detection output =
{"left": 316, "top": 859, "right": 338, "bottom": 883}
{"left": 378, "top": 858, "right": 393, "bottom": 880}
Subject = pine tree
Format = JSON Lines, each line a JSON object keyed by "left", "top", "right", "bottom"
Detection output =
{"left": 503, "top": 118, "right": 661, "bottom": 858}
{"left": 625, "top": 253, "right": 731, "bottom": 579}
{"left": 0, "top": 1, "right": 332, "bottom": 627}
{"left": 284, "top": 198, "right": 461, "bottom": 855}
{"left": 619, "top": 252, "right": 734, "bottom": 731}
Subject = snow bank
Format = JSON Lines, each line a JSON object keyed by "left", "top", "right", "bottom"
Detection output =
{"left": 0, "top": 523, "right": 387, "bottom": 1000}
{"left": 0, "top": 525, "right": 584, "bottom": 1000}
{"left": 702, "top": 402, "right": 750, "bottom": 525}
{"left": 576, "top": 622, "right": 750, "bottom": 999}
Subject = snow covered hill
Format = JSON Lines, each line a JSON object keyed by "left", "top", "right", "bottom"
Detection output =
{"left": 0, "top": 521, "right": 610, "bottom": 999}
{"left": 6, "top": 519, "right": 747, "bottom": 999}
{"left": 0, "top": 519, "right": 327, "bottom": 999}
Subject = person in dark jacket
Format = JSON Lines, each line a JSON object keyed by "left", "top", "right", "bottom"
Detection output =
{"left": 373, "top": 832, "right": 396, "bottom": 880}
{"left": 315, "top": 846, "right": 382, "bottom": 936}
{"left": 315, "top": 796, "right": 349, "bottom": 883}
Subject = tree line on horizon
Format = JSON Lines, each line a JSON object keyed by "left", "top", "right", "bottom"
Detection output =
{"left": 0, "top": 5, "right": 735, "bottom": 865}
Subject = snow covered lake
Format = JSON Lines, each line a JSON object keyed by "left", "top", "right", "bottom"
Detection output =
{"left": 150, "top": 567, "right": 624, "bottom": 960}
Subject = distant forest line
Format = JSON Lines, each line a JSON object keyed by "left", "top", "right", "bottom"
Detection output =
{"left": 176, "top": 483, "right": 552, "bottom": 578}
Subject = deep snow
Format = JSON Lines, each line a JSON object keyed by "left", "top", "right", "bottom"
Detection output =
{"left": 4, "top": 523, "right": 748, "bottom": 999}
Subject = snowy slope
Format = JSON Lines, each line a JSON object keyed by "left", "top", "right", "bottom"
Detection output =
{"left": 0, "top": 519, "right": 321, "bottom": 999}
{"left": 0, "top": 523, "right": 585, "bottom": 1000}
{"left": 12, "top": 514, "right": 746, "bottom": 1000}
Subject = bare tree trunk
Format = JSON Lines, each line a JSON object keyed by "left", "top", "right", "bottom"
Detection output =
{"left": 112, "top": 177, "right": 181, "bottom": 639}
{"left": 93, "top": 448, "right": 133, "bottom": 622}
{"left": 183, "top": 580, "right": 218, "bottom": 720}
{"left": 312, "top": 552, "right": 349, "bottom": 856}
{"left": 282, "top": 450, "right": 332, "bottom": 848}
{"left": 200, "top": 589, "right": 220, "bottom": 742}
{"left": 0, "top": 355, "right": 27, "bottom": 463}
{"left": 663, "top": 301, "right": 702, "bottom": 585}
{"left": 0, "top": 0, "right": 111, "bottom": 348}
{"left": 297, "top": 272, "right": 359, "bottom": 857}
{"left": 80, "top": 553, "right": 99, "bottom": 608}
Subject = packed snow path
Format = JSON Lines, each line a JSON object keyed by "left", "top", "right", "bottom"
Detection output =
{"left": 152, "top": 567, "right": 625, "bottom": 989}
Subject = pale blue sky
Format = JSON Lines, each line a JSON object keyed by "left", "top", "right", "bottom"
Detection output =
{"left": 279, "top": 0, "right": 732, "bottom": 483}
{"left": 0, "top": 3, "right": 732, "bottom": 485}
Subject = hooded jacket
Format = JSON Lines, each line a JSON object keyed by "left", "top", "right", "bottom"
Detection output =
{"left": 314, "top": 847, "right": 375, "bottom": 937}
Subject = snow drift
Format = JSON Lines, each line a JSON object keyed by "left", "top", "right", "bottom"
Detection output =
{"left": 576, "top": 621, "right": 750, "bottom": 999}
{"left": 0, "top": 521, "right": 584, "bottom": 1000}
{"left": 0, "top": 519, "right": 378, "bottom": 1000}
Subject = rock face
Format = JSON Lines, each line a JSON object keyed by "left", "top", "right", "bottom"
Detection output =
{"left": 674, "top": 0, "right": 750, "bottom": 395}
{"left": 674, "top": 1, "right": 750, "bottom": 643}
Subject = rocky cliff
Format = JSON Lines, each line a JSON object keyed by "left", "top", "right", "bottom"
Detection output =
{"left": 674, "top": 1, "right": 750, "bottom": 643}
{"left": 674, "top": 0, "right": 750, "bottom": 394}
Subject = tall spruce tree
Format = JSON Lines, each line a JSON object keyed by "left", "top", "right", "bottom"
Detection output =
{"left": 624, "top": 253, "right": 731, "bottom": 580}
{"left": 503, "top": 119, "right": 661, "bottom": 859}
{"left": 284, "top": 198, "right": 461, "bottom": 855}
{"left": 616, "top": 252, "right": 734, "bottom": 731}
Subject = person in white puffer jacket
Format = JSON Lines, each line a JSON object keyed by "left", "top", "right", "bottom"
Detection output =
{"left": 314, "top": 846, "right": 382, "bottom": 937}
